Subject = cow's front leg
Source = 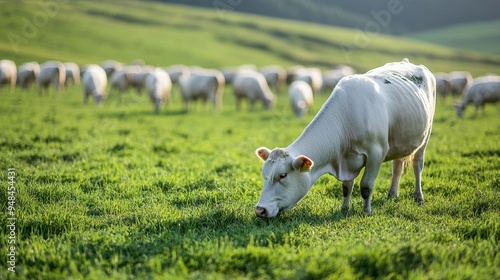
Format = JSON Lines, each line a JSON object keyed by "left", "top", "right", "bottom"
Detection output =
{"left": 341, "top": 180, "right": 354, "bottom": 212}
{"left": 360, "top": 154, "right": 383, "bottom": 216}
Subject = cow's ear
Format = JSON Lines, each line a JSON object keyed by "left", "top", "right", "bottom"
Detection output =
{"left": 256, "top": 147, "right": 271, "bottom": 161}
{"left": 292, "top": 155, "right": 314, "bottom": 172}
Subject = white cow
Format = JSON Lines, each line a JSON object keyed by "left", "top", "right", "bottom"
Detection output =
{"left": 322, "top": 65, "right": 356, "bottom": 93}
{"left": 260, "top": 65, "right": 287, "bottom": 93}
{"left": 179, "top": 69, "right": 225, "bottom": 111}
{"left": 455, "top": 75, "right": 500, "bottom": 117}
{"left": 449, "top": 71, "right": 472, "bottom": 97}
{"left": 433, "top": 72, "right": 451, "bottom": 101}
{"left": 17, "top": 62, "right": 40, "bottom": 90}
{"left": 146, "top": 68, "right": 172, "bottom": 112}
{"left": 233, "top": 70, "right": 276, "bottom": 110}
{"left": 255, "top": 58, "right": 436, "bottom": 217}
{"left": 0, "top": 59, "right": 17, "bottom": 93}
{"left": 82, "top": 64, "right": 107, "bottom": 104}
{"left": 101, "top": 60, "right": 123, "bottom": 78}
{"left": 288, "top": 80, "right": 313, "bottom": 117}
{"left": 291, "top": 67, "right": 323, "bottom": 94}
{"left": 64, "top": 62, "right": 80, "bottom": 86}
{"left": 38, "top": 61, "right": 66, "bottom": 95}
{"left": 165, "top": 64, "right": 189, "bottom": 84}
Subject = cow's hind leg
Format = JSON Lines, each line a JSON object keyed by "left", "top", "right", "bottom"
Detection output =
{"left": 388, "top": 158, "right": 405, "bottom": 199}
{"left": 413, "top": 132, "right": 431, "bottom": 204}
{"left": 341, "top": 180, "right": 354, "bottom": 213}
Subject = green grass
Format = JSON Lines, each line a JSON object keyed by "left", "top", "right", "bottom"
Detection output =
{"left": 409, "top": 20, "right": 500, "bottom": 56}
{"left": 1, "top": 77, "right": 499, "bottom": 279}
{"left": 1, "top": 0, "right": 500, "bottom": 76}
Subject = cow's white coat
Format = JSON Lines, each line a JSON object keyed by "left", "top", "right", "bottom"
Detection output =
{"left": 255, "top": 59, "right": 436, "bottom": 217}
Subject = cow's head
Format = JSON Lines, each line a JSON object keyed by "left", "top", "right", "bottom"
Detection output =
{"left": 454, "top": 102, "right": 465, "bottom": 117}
{"left": 255, "top": 147, "right": 314, "bottom": 218}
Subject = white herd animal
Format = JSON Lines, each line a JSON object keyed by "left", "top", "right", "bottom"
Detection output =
{"left": 260, "top": 65, "right": 287, "bottom": 93}
{"left": 290, "top": 67, "right": 323, "bottom": 94}
{"left": 38, "top": 61, "right": 66, "bottom": 95}
{"left": 322, "top": 65, "right": 356, "bottom": 93}
{"left": 255, "top": 59, "right": 436, "bottom": 218}
{"left": 233, "top": 70, "right": 276, "bottom": 110}
{"left": 433, "top": 72, "right": 451, "bottom": 100}
{"left": 101, "top": 60, "right": 123, "bottom": 78}
{"left": 82, "top": 64, "right": 107, "bottom": 104}
{"left": 179, "top": 69, "right": 225, "bottom": 110}
{"left": 288, "top": 80, "right": 313, "bottom": 117}
{"left": 449, "top": 71, "right": 473, "bottom": 97}
{"left": 17, "top": 62, "right": 40, "bottom": 90}
{"left": 145, "top": 68, "right": 172, "bottom": 112}
{"left": 455, "top": 75, "right": 500, "bottom": 117}
{"left": 0, "top": 59, "right": 17, "bottom": 93}
{"left": 64, "top": 62, "right": 81, "bottom": 86}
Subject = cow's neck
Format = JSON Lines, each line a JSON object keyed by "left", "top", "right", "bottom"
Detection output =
{"left": 287, "top": 107, "right": 345, "bottom": 183}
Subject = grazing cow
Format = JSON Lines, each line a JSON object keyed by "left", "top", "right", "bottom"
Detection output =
{"left": 290, "top": 67, "right": 323, "bottom": 94}
{"left": 179, "top": 68, "right": 225, "bottom": 111}
{"left": 0, "top": 59, "right": 17, "bottom": 93}
{"left": 145, "top": 68, "right": 172, "bottom": 112}
{"left": 165, "top": 64, "right": 189, "bottom": 84}
{"left": 255, "top": 58, "right": 436, "bottom": 217}
{"left": 288, "top": 80, "right": 313, "bottom": 117}
{"left": 455, "top": 75, "right": 500, "bottom": 117}
{"left": 322, "top": 65, "right": 356, "bottom": 93}
{"left": 82, "top": 64, "right": 107, "bottom": 104}
{"left": 433, "top": 72, "right": 451, "bottom": 101}
{"left": 233, "top": 70, "right": 276, "bottom": 110}
{"left": 449, "top": 71, "right": 472, "bottom": 97}
{"left": 64, "top": 62, "right": 81, "bottom": 86}
{"left": 101, "top": 60, "right": 123, "bottom": 78}
{"left": 17, "top": 62, "right": 40, "bottom": 90}
{"left": 38, "top": 61, "right": 66, "bottom": 95}
{"left": 260, "top": 65, "right": 287, "bottom": 93}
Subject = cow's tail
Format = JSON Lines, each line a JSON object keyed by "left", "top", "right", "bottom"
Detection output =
{"left": 403, "top": 153, "right": 415, "bottom": 173}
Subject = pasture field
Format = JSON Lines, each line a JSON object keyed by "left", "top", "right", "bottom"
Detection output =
{"left": 0, "top": 81, "right": 499, "bottom": 279}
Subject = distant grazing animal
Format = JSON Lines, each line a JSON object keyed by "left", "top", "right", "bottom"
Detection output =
{"left": 179, "top": 69, "right": 225, "bottom": 111}
{"left": 449, "top": 71, "right": 472, "bottom": 97}
{"left": 17, "top": 62, "right": 40, "bottom": 90}
{"left": 288, "top": 80, "right": 313, "bottom": 117}
{"left": 260, "top": 65, "right": 287, "bottom": 93}
{"left": 82, "top": 64, "right": 107, "bottom": 104}
{"left": 322, "top": 65, "right": 355, "bottom": 93}
{"left": 291, "top": 67, "right": 323, "bottom": 94}
{"left": 101, "top": 60, "right": 123, "bottom": 78}
{"left": 455, "top": 75, "right": 500, "bottom": 117}
{"left": 145, "top": 68, "right": 172, "bottom": 112}
{"left": 38, "top": 61, "right": 66, "bottom": 95}
{"left": 255, "top": 58, "right": 436, "bottom": 218}
{"left": 433, "top": 72, "right": 451, "bottom": 101}
{"left": 233, "top": 70, "right": 276, "bottom": 110}
{"left": 165, "top": 64, "right": 189, "bottom": 84}
{"left": 64, "top": 62, "right": 81, "bottom": 86}
{"left": 0, "top": 59, "right": 17, "bottom": 93}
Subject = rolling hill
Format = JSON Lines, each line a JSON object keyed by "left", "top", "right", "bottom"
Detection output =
{"left": 408, "top": 20, "right": 500, "bottom": 56}
{"left": 1, "top": 0, "right": 499, "bottom": 76}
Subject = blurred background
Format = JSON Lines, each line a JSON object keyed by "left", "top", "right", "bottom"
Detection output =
{"left": 1, "top": 0, "right": 499, "bottom": 75}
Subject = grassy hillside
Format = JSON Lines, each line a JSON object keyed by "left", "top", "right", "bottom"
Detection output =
{"left": 409, "top": 20, "right": 500, "bottom": 56}
{"left": 1, "top": 0, "right": 500, "bottom": 76}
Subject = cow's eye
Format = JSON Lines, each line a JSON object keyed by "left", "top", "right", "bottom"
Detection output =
{"left": 279, "top": 173, "right": 287, "bottom": 180}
